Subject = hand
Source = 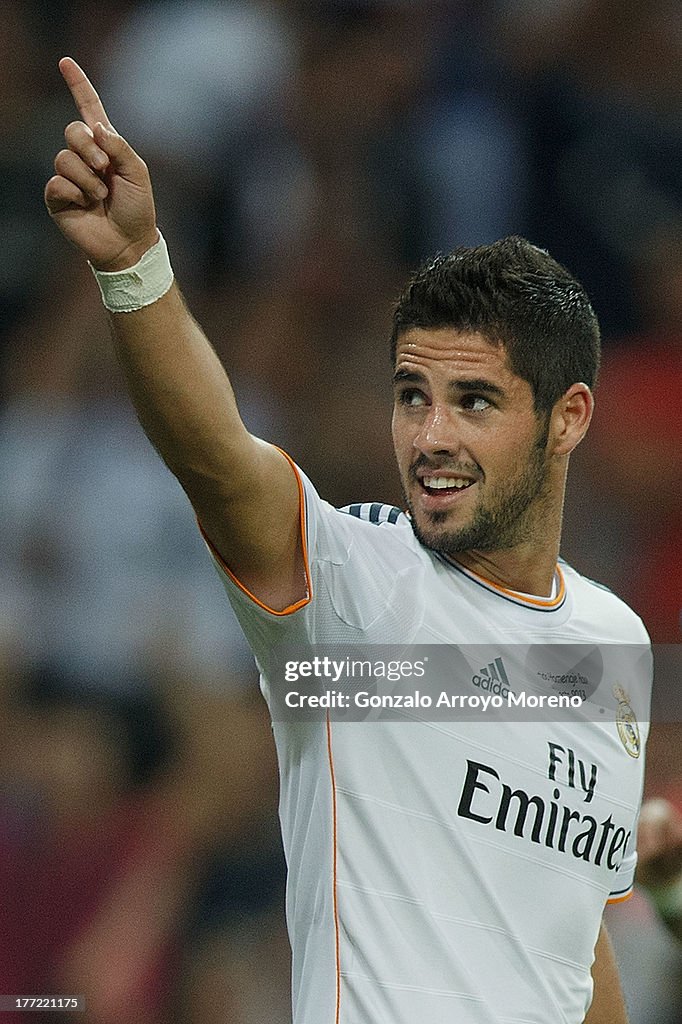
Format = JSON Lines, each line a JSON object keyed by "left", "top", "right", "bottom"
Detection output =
{"left": 636, "top": 798, "right": 682, "bottom": 891}
{"left": 44, "top": 57, "right": 159, "bottom": 270}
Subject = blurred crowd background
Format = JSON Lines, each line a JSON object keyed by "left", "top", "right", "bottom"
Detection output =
{"left": 0, "top": 1, "right": 680, "bottom": 1021}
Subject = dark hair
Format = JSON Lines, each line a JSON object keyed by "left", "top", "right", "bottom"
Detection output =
{"left": 391, "top": 236, "right": 601, "bottom": 414}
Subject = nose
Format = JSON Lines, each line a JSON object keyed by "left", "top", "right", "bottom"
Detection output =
{"left": 412, "top": 403, "right": 457, "bottom": 457}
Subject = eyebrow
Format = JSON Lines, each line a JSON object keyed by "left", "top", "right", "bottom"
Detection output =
{"left": 392, "top": 369, "right": 506, "bottom": 399}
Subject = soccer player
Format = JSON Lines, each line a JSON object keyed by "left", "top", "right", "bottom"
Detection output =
{"left": 45, "top": 58, "right": 651, "bottom": 1024}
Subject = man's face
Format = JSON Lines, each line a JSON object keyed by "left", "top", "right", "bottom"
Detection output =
{"left": 391, "top": 327, "right": 552, "bottom": 556}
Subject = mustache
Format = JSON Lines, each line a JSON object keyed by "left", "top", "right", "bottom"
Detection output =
{"left": 409, "top": 455, "right": 483, "bottom": 481}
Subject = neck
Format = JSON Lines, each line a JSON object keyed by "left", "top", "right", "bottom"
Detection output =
{"left": 452, "top": 477, "right": 565, "bottom": 597}
{"left": 451, "top": 542, "right": 560, "bottom": 598}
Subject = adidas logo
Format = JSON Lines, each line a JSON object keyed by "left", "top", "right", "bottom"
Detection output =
{"left": 471, "top": 657, "right": 513, "bottom": 698}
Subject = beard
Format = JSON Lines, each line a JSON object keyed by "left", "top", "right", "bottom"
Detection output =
{"left": 404, "top": 420, "right": 552, "bottom": 556}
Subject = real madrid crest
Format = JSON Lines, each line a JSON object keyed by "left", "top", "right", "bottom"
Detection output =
{"left": 613, "top": 684, "right": 640, "bottom": 758}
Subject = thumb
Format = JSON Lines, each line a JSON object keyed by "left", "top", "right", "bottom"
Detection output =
{"left": 94, "top": 121, "right": 146, "bottom": 181}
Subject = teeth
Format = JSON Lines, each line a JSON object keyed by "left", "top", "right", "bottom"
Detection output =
{"left": 423, "top": 476, "right": 472, "bottom": 490}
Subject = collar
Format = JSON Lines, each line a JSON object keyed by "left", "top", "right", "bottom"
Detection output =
{"left": 441, "top": 557, "right": 567, "bottom": 612}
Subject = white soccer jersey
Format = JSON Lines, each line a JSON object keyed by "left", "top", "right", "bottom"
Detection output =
{"left": 204, "top": 455, "right": 652, "bottom": 1024}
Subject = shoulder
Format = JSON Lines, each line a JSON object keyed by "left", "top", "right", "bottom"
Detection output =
{"left": 334, "top": 501, "right": 425, "bottom": 558}
{"left": 304, "top": 500, "right": 427, "bottom": 636}
{"left": 560, "top": 559, "right": 651, "bottom": 644}
{"left": 294, "top": 463, "right": 426, "bottom": 584}
{"left": 330, "top": 500, "right": 423, "bottom": 564}
{"left": 338, "top": 501, "right": 407, "bottom": 527}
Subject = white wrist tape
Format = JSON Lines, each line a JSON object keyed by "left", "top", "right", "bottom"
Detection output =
{"left": 90, "top": 231, "right": 174, "bottom": 312}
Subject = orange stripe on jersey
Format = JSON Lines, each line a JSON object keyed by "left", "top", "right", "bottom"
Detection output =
{"left": 198, "top": 446, "right": 312, "bottom": 616}
{"left": 452, "top": 560, "right": 566, "bottom": 608}
{"left": 326, "top": 716, "right": 342, "bottom": 1024}
{"left": 606, "top": 890, "right": 634, "bottom": 906}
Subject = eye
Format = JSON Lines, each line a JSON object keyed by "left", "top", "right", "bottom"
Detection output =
{"left": 461, "top": 394, "right": 492, "bottom": 413}
{"left": 398, "top": 388, "right": 427, "bottom": 408}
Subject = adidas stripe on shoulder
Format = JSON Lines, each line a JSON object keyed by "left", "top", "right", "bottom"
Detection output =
{"left": 339, "top": 502, "right": 404, "bottom": 525}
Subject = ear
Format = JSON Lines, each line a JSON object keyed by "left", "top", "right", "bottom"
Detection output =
{"left": 548, "top": 383, "right": 594, "bottom": 457}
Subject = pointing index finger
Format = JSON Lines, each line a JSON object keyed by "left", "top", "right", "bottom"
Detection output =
{"left": 59, "top": 56, "right": 113, "bottom": 131}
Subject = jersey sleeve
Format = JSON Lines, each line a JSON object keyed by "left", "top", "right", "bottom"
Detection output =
{"left": 606, "top": 793, "right": 644, "bottom": 905}
{"left": 199, "top": 449, "right": 424, "bottom": 671}
{"left": 606, "top": 850, "right": 637, "bottom": 904}
{"left": 607, "top": 692, "right": 651, "bottom": 907}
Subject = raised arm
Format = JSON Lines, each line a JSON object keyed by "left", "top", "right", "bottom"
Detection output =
{"left": 45, "top": 58, "right": 304, "bottom": 612}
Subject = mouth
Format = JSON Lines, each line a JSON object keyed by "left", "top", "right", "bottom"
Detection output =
{"left": 415, "top": 474, "right": 477, "bottom": 510}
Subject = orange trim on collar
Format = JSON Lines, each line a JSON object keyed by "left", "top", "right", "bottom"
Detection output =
{"left": 450, "top": 560, "right": 566, "bottom": 609}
